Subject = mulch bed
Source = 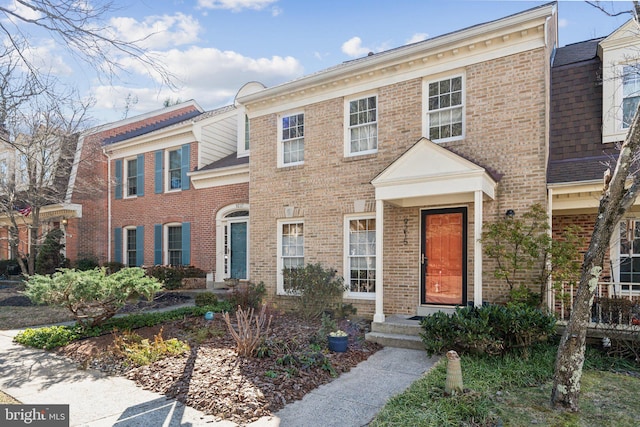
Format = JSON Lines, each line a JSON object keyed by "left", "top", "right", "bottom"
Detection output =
{"left": 57, "top": 310, "right": 380, "bottom": 425}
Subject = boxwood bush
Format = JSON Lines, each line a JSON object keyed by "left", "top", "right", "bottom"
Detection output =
{"left": 420, "top": 304, "right": 556, "bottom": 356}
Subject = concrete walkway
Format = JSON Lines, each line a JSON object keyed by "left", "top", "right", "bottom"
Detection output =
{"left": 0, "top": 328, "right": 437, "bottom": 427}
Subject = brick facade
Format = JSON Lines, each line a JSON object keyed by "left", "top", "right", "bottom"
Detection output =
{"left": 249, "top": 44, "right": 550, "bottom": 317}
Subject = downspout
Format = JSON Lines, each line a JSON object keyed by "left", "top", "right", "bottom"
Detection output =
{"left": 103, "top": 147, "right": 112, "bottom": 262}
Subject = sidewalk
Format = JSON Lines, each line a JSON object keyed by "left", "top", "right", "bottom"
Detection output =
{"left": 0, "top": 328, "right": 436, "bottom": 427}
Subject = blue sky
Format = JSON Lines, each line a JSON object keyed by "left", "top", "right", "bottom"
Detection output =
{"left": 5, "top": 0, "right": 637, "bottom": 124}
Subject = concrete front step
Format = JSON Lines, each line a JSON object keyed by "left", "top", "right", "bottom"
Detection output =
{"left": 365, "top": 331, "right": 424, "bottom": 350}
{"left": 371, "top": 320, "right": 422, "bottom": 336}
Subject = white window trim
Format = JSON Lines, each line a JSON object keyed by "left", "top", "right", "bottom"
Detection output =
{"left": 164, "top": 222, "right": 182, "bottom": 265}
{"left": 422, "top": 73, "right": 465, "bottom": 143}
{"left": 165, "top": 147, "right": 182, "bottom": 193}
{"left": 343, "top": 214, "right": 376, "bottom": 300}
{"left": 215, "top": 203, "right": 250, "bottom": 282}
{"left": 344, "top": 93, "right": 378, "bottom": 157}
{"left": 277, "top": 111, "right": 305, "bottom": 168}
{"left": 237, "top": 108, "right": 250, "bottom": 158}
{"left": 124, "top": 157, "right": 138, "bottom": 198}
{"left": 124, "top": 226, "right": 137, "bottom": 267}
{"left": 276, "top": 218, "right": 304, "bottom": 295}
{"left": 609, "top": 63, "right": 639, "bottom": 143}
{"left": 610, "top": 219, "right": 640, "bottom": 296}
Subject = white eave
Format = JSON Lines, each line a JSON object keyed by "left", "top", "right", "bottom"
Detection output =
{"left": 238, "top": 3, "right": 555, "bottom": 110}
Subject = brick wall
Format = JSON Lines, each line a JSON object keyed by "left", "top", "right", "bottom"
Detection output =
{"left": 249, "top": 48, "right": 549, "bottom": 317}
{"left": 110, "top": 142, "right": 248, "bottom": 273}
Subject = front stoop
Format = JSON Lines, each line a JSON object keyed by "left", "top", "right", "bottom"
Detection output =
{"left": 365, "top": 315, "right": 424, "bottom": 350}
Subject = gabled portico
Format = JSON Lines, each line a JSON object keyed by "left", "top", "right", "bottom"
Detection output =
{"left": 371, "top": 137, "right": 498, "bottom": 322}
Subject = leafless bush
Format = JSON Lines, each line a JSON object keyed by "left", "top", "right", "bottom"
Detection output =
{"left": 223, "top": 305, "right": 272, "bottom": 357}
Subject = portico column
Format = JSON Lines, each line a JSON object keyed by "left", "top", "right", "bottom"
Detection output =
{"left": 474, "top": 190, "right": 483, "bottom": 307}
{"left": 374, "top": 199, "right": 385, "bottom": 322}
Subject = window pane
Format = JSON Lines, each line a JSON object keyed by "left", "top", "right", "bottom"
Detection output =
{"left": 428, "top": 77, "right": 463, "bottom": 141}
{"left": 348, "top": 218, "right": 376, "bottom": 293}
{"left": 168, "top": 226, "right": 182, "bottom": 265}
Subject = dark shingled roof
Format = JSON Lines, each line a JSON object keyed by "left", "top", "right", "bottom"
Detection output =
{"left": 553, "top": 38, "right": 603, "bottom": 67}
{"left": 199, "top": 152, "right": 249, "bottom": 172}
{"left": 547, "top": 155, "right": 615, "bottom": 184}
{"left": 103, "top": 109, "right": 203, "bottom": 145}
{"left": 547, "top": 38, "right": 621, "bottom": 185}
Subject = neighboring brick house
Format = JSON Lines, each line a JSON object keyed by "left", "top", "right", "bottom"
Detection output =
{"left": 548, "top": 19, "right": 640, "bottom": 301}
{"left": 66, "top": 101, "right": 207, "bottom": 267}
{"left": 238, "top": 4, "right": 558, "bottom": 322}
{"left": 101, "top": 92, "right": 255, "bottom": 282}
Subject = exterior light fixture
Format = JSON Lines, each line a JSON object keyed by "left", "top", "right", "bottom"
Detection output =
{"left": 505, "top": 209, "right": 515, "bottom": 219}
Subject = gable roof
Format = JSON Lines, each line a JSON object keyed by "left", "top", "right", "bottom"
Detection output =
{"left": 372, "top": 138, "right": 498, "bottom": 206}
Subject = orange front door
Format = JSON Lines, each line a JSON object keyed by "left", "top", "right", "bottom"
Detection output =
{"left": 421, "top": 208, "right": 467, "bottom": 305}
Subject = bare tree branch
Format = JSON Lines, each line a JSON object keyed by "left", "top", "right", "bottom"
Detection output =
{"left": 0, "top": 0, "right": 175, "bottom": 88}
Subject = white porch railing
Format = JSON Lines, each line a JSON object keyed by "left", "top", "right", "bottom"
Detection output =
{"left": 551, "top": 282, "right": 640, "bottom": 324}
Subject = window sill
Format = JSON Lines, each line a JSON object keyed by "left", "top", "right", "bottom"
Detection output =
{"left": 342, "top": 153, "right": 377, "bottom": 163}
{"left": 277, "top": 163, "right": 304, "bottom": 171}
{"left": 344, "top": 293, "right": 376, "bottom": 301}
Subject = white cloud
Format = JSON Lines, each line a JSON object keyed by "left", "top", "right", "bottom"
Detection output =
{"left": 197, "top": 0, "right": 278, "bottom": 12}
{"left": 342, "top": 36, "right": 370, "bottom": 58}
{"left": 109, "top": 13, "right": 201, "bottom": 49}
{"left": 22, "top": 40, "right": 74, "bottom": 76}
{"left": 271, "top": 6, "right": 283, "bottom": 17}
{"left": 91, "top": 46, "right": 303, "bottom": 120}
{"left": 558, "top": 18, "right": 568, "bottom": 29}
{"left": 406, "top": 33, "right": 428, "bottom": 44}
{"left": 5, "top": 0, "right": 42, "bottom": 22}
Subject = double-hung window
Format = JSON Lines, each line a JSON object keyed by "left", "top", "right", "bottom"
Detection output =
{"left": 115, "top": 154, "right": 144, "bottom": 199}
{"left": 278, "top": 221, "right": 304, "bottom": 292}
{"left": 623, "top": 65, "right": 640, "bottom": 129}
{"left": 126, "top": 227, "right": 137, "bottom": 267}
{"left": 346, "top": 95, "right": 378, "bottom": 156}
{"left": 168, "top": 149, "right": 182, "bottom": 190}
{"left": 615, "top": 219, "right": 640, "bottom": 293}
{"left": 167, "top": 225, "right": 183, "bottom": 265}
{"left": 126, "top": 158, "right": 138, "bottom": 196}
{"left": 345, "top": 217, "right": 376, "bottom": 296}
{"left": 427, "top": 76, "right": 463, "bottom": 142}
{"left": 279, "top": 113, "right": 304, "bottom": 166}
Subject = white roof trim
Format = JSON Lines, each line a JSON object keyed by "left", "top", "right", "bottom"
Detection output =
{"left": 372, "top": 138, "right": 497, "bottom": 205}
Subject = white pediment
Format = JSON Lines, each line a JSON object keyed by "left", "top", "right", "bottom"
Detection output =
{"left": 372, "top": 137, "right": 497, "bottom": 206}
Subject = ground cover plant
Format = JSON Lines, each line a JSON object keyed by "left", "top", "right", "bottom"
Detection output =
{"left": 9, "top": 293, "right": 379, "bottom": 425}
{"left": 370, "top": 342, "right": 640, "bottom": 426}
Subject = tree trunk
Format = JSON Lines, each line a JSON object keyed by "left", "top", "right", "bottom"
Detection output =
{"left": 551, "top": 103, "right": 640, "bottom": 410}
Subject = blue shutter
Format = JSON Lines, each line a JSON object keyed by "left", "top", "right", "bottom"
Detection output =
{"left": 136, "top": 225, "right": 144, "bottom": 266}
{"left": 137, "top": 154, "right": 145, "bottom": 197}
{"left": 154, "top": 224, "right": 162, "bottom": 265}
{"left": 114, "top": 159, "right": 122, "bottom": 200}
{"left": 181, "top": 144, "right": 190, "bottom": 191}
{"left": 114, "top": 227, "right": 122, "bottom": 263}
{"left": 182, "top": 222, "right": 191, "bottom": 265}
{"left": 154, "top": 150, "right": 163, "bottom": 194}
